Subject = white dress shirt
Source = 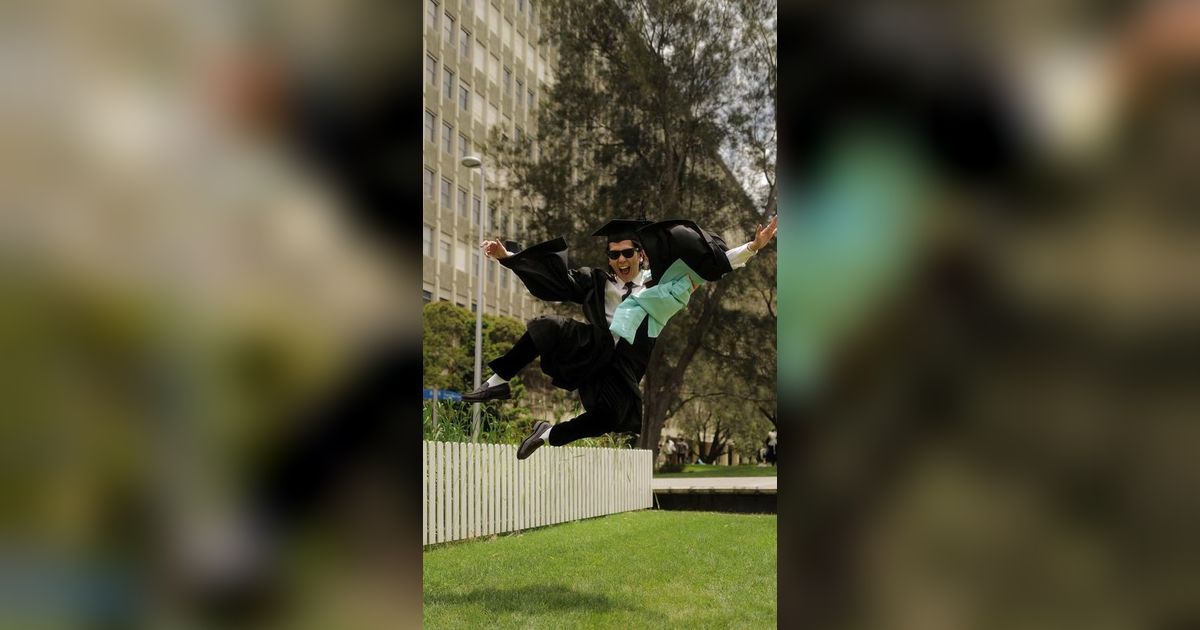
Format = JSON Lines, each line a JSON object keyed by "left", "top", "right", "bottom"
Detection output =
{"left": 604, "top": 242, "right": 758, "bottom": 343}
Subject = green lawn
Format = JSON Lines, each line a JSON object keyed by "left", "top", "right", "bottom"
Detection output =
{"left": 423, "top": 510, "right": 776, "bottom": 629}
{"left": 655, "top": 464, "right": 778, "bottom": 478}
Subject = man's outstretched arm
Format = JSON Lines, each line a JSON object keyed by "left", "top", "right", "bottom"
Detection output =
{"left": 735, "top": 215, "right": 779, "bottom": 267}
{"left": 482, "top": 237, "right": 592, "bottom": 303}
{"left": 689, "top": 215, "right": 778, "bottom": 291}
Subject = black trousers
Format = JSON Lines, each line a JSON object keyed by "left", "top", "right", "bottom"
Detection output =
{"left": 489, "top": 331, "right": 540, "bottom": 380}
{"left": 488, "top": 332, "right": 637, "bottom": 447}
{"left": 547, "top": 406, "right": 629, "bottom": 446}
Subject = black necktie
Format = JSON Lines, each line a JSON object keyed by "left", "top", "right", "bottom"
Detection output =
{"left": 621, "top": 281, "right": 634, "bottom": 300}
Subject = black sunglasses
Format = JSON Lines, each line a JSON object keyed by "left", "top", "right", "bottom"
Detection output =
{"left": 607, "top": 248, "right": 639, "bottom": 260}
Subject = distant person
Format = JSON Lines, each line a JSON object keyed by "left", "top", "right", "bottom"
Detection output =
{"left": 664, "top": 438, "right": 677, "bottom": 466}
{"left": 765, "top": 429, "right": 777, "bottom": 467}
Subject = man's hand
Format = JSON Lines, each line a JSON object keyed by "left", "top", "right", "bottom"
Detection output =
{"left": 749, "top": 215, "right": 778, "bottom": 252}
{"left": 480, "top": 238, "right": 510, "bottom": 259}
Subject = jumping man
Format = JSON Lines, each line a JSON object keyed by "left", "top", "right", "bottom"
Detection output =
{"left": 462, "top": 216, "right": 778, "bottom": 459}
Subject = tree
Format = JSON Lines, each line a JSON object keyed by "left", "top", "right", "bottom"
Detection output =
{"left": 494, "top": 0, "right": 777, "bottom": 456}
{"left": 673, "top": 347, "right": 774, "bottom": 463}
{"left": 422, "top": 302, "right": 538, "bottom": 438}
{"left": 422, "top": 302, "right": 474, "bottom": 392}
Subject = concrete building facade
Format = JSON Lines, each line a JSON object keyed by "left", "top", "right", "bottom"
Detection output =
{"left": 422, "top": 0, "right": 552, "bottom": 319}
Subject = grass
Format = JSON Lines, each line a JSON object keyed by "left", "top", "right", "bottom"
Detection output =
{"left": 654, "top": 464, "right": 778, "bottom": 478}
{"left": 423, "top": 510, "right": 776, "bottom": 629}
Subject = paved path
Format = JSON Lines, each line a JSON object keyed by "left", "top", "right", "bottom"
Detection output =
{"left": 652, "top": 476, "right": 777, "bottom": 493}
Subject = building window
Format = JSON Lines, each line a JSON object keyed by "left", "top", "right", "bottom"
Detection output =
{"left": 440, "top": 177, "right": 452, "bottom": 207}
{"left": 473, "top": 196, "right": 481, "bottom": 224}
{"left": 443, "top": 68, "right": 454, "bottom": 100}
{"left": 458, "top": 133, "right": 469, "bottom": 158}
{"left": 423, "top": 225, "right": 433, "bottom": 256}
{"left": 488, "top": 102, "right": 498, "bottom": 129}
{"left": 517, "top": 32, "right": 526, "bottom": 60}
{"left": 518, "top": 0, "right": 525, "bottom": 13}
{"left": 474, "top": 40, "right": 485, "bottom": 71}
{"left": 489, "top": 53, "right": 500, "bottom": 83}
{"left": 459, "top": 83, "right": 470, "bottom": 110}
{"left": 457, "top": 188, "right": 468, "bottom": 217}
{"left": 444, "top": 12, "right": 456, "bottom": 45}
{"left": 422, "top": 290, "right": 433, "bottom": 303}
{"left": 488, "top": 258, "right": 496, "bottom": 282}
{"left": 455, "top": 241, "right": 467, "bottom": 271}
{"left": 471, "top": 302, "right": 477, "bottom": 313}
{"left": 424, "top": 110, "right": 436, "bottom": 142}
{"left": 501, "top": 267, "right": 509, "bottom": 287}
{"left": 504, "top": 18, "right": 513, "bottom": 48}
{"left": 440, "top": 236, "right": 451, "bottom": 263}
{"left": 490, "top": 3, "right": 500, "bottom": 36}
{"left": 528, "top": 88, "right": 535, "bottom": 110}
{"left": 423, "top": 167, "right": 435, "bottom": 199}
{"left": 426, "top": 54, "right": 438, "bottom": 87}
{"left": 516, "top": 79, "right": 524, "bottom": 108}
{"left": 503, "top": 67, "right": 512, "bottom": 98}
{"left": 473, "top": 89, "right": 484, "bottom": 122}
{"left": 442, "top": 122, "right": 453, "bottom": 153}
{"left": 461, "top": 28, "right": 471, "bottom": 59}
{"left": 473, "top": 251, "right": 480, "bottom": 277}
{"left": 427, "top": 0, "right": 439, "bottom": 29}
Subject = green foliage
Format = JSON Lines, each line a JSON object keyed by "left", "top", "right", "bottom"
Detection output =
{"left": 423, "top": 301, "right": 542, "bottom": 441}
{"left": 571, "top": 432, "right": 637, "bottom": 449}
{"left": 422, "top": 398, "right": 637, "bottom": 448}
{"left": 655, "top": 464, "right": 777, "bottom": 478}
{"left": 423, "top": 399, "right": 530, "bottom": 445}
{"left": 498, "top": 0, "right": 777, "bottom": 244}
{"left": 422, "top": 301, "right": 475, "bottom": 392}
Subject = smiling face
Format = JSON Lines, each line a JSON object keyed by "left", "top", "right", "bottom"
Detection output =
{"left": 607, "top": 239, "right": 643, "bottom": 283}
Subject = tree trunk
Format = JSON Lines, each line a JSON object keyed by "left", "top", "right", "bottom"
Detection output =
{"left": 638, "top": 282, "right": 729, "bottom": 450}
{"left": 701, "top": 419, "right": 726, "bottom": 463}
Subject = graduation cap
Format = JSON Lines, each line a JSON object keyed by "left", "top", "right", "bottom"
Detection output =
{"left": 591, "top": 219, "right": 652, "bottom": 245}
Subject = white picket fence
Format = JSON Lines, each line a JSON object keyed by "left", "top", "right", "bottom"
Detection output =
{"left": 422, "top": 441, "right": 653, "bottom": 546}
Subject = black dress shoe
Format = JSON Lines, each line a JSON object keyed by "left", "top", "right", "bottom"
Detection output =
{"left": 517, "top": 421, "right": 551, "bottom": 460}
{"left": 461, "top": 382, "right": 511, "bottom": 403}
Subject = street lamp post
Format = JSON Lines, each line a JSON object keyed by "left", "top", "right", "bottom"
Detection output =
{"left": 461, "top": 155, "right": 486, "bottom": 443}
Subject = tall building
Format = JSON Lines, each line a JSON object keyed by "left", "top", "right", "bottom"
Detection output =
{"left": 422, "top": 0, "right": 552, "bottom": 319}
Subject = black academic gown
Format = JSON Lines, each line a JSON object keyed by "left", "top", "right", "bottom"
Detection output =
{"left": 496, "top": 221, "right": 738, "bottom": 434}
{"left": 495, "top": 237, "right": 653, "bottom": 434}
{"left": 635, "top": 219, "right": 736, "bottom": 283}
